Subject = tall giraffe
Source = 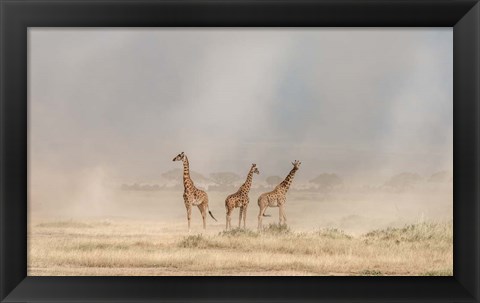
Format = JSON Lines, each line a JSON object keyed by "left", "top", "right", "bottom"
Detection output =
{"left": 225, "top": 164, "right": 260, "bottom": 230}
{"left": 257, "top": 160, "right": 301, "bottom": 230}
{"left": 172, "top": 152, "right": 217, "bottom": 232}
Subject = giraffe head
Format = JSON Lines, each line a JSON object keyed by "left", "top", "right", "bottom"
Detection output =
{"left": 291, "top": 160, "right": 301, "bottom": 170}
{"left": 251, "top": 163, "right": 260, "bottom": 175}
{"left": 172, "top": 152, "right": 185, "bottom": 162}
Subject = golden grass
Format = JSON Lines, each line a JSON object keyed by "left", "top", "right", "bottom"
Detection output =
{"left": 28, "top": 219, "right": 452, "bottom": 276}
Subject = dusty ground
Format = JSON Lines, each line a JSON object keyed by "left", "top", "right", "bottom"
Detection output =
{"left": 28, "top": 187, "right": 452, "bottom": 276}
{"left": 28, "top": 218, "right": 452, "bottom": 276}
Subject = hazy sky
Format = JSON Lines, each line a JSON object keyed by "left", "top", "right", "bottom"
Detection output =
{"left": 29, "top": 28, "right": 452, "bottom": 183}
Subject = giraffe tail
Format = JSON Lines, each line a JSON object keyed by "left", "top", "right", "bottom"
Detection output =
{"left": 208, "top": 208, "right": 218, "bottom": 222}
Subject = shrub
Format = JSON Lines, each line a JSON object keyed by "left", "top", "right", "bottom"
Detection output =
{"left": 218, "top": 228, "right": 258, "bottom": 238}
{"left": 178, "top": 235, "right": 212, "bottom": 248}
{"left": 262, "top": 223, "right": 291, "bottom": 235}
{"left": 360, "top": 269, "right": 383, "bottom": 276}
{"left": 364, "top": 221, "right": 452, "bottom": 242}
{"left": 423, "top": 268, "right": 452, "bottom": 276}
{"left": 316, "top": 228, "right": 352, "bottom": 240}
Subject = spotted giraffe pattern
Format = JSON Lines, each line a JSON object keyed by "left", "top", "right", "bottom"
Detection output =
{"left": 257, "top": 160, "right": 301, "bottom": 229}
{"left": 225, "top": 164, "right": 260, "bottom": 230}
{"left": 172, "top": 152, "right": 217, "bottom": 232}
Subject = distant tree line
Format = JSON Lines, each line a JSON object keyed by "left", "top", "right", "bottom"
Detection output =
{"left": 120, "top": 169, "right": 452, "bottom": 192}
{"left": 383, "top": 170, "right": 452, "bottom": 191}
{"left": 309, "top": 173, "right": 343, "bottom": 191}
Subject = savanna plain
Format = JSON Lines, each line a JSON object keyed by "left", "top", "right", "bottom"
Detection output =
{"left": 29, "top": 184, "right": 452, "bottom": 276}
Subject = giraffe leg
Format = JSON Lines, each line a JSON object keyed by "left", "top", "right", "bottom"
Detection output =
{"left": 225, "top": 205, "right": 229, "bottom": 230}
{"left": 186, "top": 205, "right": 192, "bottom": 233}
{"left": 258, "top": 206, "right": 267, "bottom": 230}
{"left": 238, "top": 206, "right": 243, "bottom": 228}
{"left": 202, "top": 194, "right": 209, "bottom": 230}
{"left": 257, "top": 207, "right": 262, "bottom": 230}
{"left": 242, "top": 205, "right": 248, "bottom": 229}
{"left": 226, "top": 207, "right": 233, "bottom": 230}
{"left": 198, "top": 205, "right": 206, "bottom": 231}
{"left": 279, "top": 205, "right": 286, "bottom": 225}
{"left": 278, "top": 206, "right": 283, "bottom": 225}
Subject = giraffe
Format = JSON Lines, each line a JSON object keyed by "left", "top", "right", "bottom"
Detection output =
{"left": 225, "top": 164, "right": 260, "bottom": 230}
{"left": 172, "top": 152, "right": 217, "bottom": 232}
{"left": 257, "top": 160, "right": 301, "bottom": 230}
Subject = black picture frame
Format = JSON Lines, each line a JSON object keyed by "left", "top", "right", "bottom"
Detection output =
{"left": 1, "top": 0, "right": 479, "bottom": 302}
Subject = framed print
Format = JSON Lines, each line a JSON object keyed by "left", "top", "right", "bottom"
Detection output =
{"left": 27, "top": 27, "right": 455, "bottom": 278}
{"left": 1, "top": 0, "right": 479, "bottom": 302}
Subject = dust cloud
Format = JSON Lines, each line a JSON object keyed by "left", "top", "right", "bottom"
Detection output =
{"left": 29, "top": 165, "right": 452, "bottom": 234}
{"left": 28, "top": 28, "right": 452, "bottom": 233}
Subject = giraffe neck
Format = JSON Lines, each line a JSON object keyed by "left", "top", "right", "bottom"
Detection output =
{"left": 182, "top": 156, "right": 193, "bottom": 187}
{"left": 240, "top": 168, "right": 254, "bottom": 194}
{"left": 278, "top": 167, "right": 298, "bottom": 194}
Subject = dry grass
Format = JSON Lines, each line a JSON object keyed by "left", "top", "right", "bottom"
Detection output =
{"left": 28, "top": 218, "right": 452, "bottom": 276}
